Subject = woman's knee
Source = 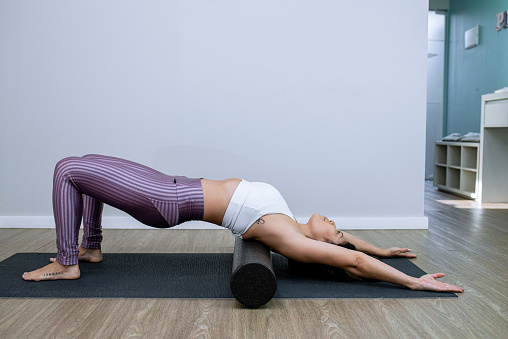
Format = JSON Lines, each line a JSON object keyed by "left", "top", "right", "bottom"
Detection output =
{"left": 54, "top": 156, "right": 84, "bottom": 179}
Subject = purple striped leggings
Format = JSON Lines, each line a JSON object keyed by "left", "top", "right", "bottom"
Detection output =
{"left": 53, "top": 154, "right": 204, "bottom": 265}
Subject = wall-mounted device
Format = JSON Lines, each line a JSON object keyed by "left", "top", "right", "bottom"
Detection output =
{"left": 465, "top": 26, "right": 479, "bottom": 49}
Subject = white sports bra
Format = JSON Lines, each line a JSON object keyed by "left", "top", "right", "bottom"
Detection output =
{"left": 221, "top": 180, "right": 295, "bottom": 237}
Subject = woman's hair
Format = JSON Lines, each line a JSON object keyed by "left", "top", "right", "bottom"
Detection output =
{"left": 287, "top": 242, "right": 362, "bottom": 281}
{"left": 337, "top": 241, "right": 357, "bottom": 251}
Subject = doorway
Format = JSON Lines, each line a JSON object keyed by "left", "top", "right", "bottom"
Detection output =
{"left": 425, "top": 11, "right": 446, "bottom": 180}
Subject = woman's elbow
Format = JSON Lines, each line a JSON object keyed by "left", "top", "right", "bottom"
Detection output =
{"left": 353, "top": 253, "right": 366, "bottom": 267}
{"left": 347, "top": 252, "right": 368, "bottom": 274}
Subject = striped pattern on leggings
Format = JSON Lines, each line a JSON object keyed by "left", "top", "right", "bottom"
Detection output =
{"left": 53, "top": 154, "right": 204, "bottom": 265}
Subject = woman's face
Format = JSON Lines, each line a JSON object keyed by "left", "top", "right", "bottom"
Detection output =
{"left": 308, "top": 213, "right": 343, "bottom": 244}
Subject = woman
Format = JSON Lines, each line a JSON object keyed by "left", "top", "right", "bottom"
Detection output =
{"left": 22, "top": 154, "right": 464, "bottom": 293}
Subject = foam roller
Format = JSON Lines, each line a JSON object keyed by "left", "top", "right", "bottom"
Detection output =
{"left": 230, "top": 238, "right": 277, "bottom": 308}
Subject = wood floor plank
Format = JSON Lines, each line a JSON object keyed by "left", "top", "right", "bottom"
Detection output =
{"left": 0, "top": 228, "right": 53, "bottom": 261}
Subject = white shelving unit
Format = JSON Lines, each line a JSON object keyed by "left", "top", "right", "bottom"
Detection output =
{"left": 434, "top": 141, "right": 479, "bottom": 199}
{"left": 478, "top": 92, "right": 508, "bottom": 203}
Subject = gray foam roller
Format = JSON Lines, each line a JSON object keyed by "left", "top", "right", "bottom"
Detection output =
{"left": 230, "top": 238, "right": 277, "bottom": 308}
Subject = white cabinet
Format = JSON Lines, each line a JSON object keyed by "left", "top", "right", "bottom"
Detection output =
{"left": 434, "top": 141, "right": 479, "bottom": 199}
{"left": 478, "top": 92, "right": 508, "bottom": 203}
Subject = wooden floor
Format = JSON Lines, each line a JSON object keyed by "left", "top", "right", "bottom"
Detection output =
{"left": 1, "top": 181, "right": 507, "bottom": 338}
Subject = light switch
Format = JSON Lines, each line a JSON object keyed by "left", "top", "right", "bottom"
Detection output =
{"left": 465, "top": 26, "right": 479, "bottom": 49}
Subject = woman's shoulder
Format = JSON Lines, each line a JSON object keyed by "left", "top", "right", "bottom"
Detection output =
{"left": 242, "top": 214, "right": 301, "bottom": 240}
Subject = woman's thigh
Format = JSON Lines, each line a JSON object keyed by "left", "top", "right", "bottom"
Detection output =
{"left": 55, "top": 156, "right": 176, "bottom": 228}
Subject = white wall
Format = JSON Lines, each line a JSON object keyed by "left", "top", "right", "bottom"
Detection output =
{"left": 0, "top": 0, "right": 429, "bottom": 230}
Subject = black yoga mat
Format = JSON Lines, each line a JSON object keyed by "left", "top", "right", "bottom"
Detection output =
{"left": 0, "top": 253, "right": 457, "bottom": 299}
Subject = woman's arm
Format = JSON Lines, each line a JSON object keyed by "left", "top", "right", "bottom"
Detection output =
{"left": 269, "top": 233, "right": 463, "bottom": 293}
{"left": 339, "top": 231, "right": 416, "bottom": 259}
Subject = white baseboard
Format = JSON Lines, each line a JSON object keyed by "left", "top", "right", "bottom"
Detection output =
{"left": 0, "top": 216, "right": 222, "bottom": 230}
{"left": 331, "top": 217, "right": 428, "bottom": 230}
{"left": 0, "top": 216, "right": 428, "bottom": 230}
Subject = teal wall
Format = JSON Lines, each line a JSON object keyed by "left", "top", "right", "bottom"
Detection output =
{"left": 446, "top": 0, "right": 508, "bottom": 135}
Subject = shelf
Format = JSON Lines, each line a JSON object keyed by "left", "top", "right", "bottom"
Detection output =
{"left": 447, "top": 146, "right": 461, "bottom": 167}
{"left": 446, "top": 167, "right": 460, "bottom": 189}
{"left": 434, "top": 185, "right": 476, "bottom": 199}
{"left": 462, "top": 167, "right": 477, "bottom": 173}
{"left": 462, "top": 146, "right": 478, "bottom": 169}
{"left": 460, "top": 170, "right": 477, "bottom": 195}
{"left": 434, "top": 141, "right": 479, "bottom": 200}
{"left": 434, "top": 165, "right": 446, "bottom": 186}
{"left": 435, "top": 144, "right": 447, "bottom": 164}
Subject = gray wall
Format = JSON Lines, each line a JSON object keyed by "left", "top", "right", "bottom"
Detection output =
{"left": 0, "top": 0, "right": 429, "bottom": 229}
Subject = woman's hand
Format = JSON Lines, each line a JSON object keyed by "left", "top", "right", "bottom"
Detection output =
{"left": 413, "top": 273, "right": 464, "bottom": 293}
{"left": 383, "top": 247, "right": 417, "bottom": 258}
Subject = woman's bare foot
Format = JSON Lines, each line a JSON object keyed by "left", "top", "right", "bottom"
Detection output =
{"left": 22, "top": 261, "right": 80, "bottom": 281}
{"left": 78, "top": 247, "right": 103, "bottom": 262}
{"left": 49, "top": 247, "right": 103, "bottom": 264}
